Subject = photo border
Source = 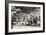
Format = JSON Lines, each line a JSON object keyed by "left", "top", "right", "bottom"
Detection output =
{"left": 5, "top": 0, "right": 45, "bottom": 35}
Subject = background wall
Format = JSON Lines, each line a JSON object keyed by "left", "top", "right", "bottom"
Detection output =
{"left": 0, "top": 0, "right": 46, "bottom": 35}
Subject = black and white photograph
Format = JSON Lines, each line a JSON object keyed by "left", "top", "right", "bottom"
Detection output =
{"left": 11, "top": 6, "right": 40, "bottom": 28}
{"left": 8, "top": 3, "right": 44, "bottom": 33}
